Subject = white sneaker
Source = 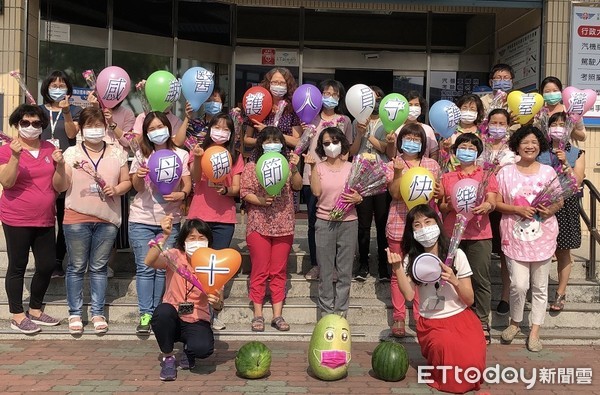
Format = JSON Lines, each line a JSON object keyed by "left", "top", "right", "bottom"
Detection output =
{"left": 212, "top": 317, "right": 226, "bottom": 330}
{"left": 107, "top": 267, "right": 114, "bottom": 278}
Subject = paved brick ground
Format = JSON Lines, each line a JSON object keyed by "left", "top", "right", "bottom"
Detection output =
{"left": 0, "top": 340, "right": 597, "bottom": 394}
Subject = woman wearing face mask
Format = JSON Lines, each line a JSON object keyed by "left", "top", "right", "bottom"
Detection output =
{"left": 0, "top": 104, "right": 68, "bottom": 333}
{"left": 146, "top": 215, "right": 223, "bottom": 381}
{"left": 387, "top": 91, "right": 439, "bottom": 161}
{"left": 129, "top": 112, "right": 192, "bottom": 334}
{"left": 386, "top": 123, "right": 440, "bottom": 337}
{"left": 535, "top": 76, "right": 587, "bottom": 142}
{"left": 178, "top": 88, "right": 227, "bottom": 148}
{"left": 301, "top": 80, "right": 352, "bottom": 281}
{"left": 244, "top": 68, "right": 302, "bottom": 155}
{"left": 61, "top": 107, "right": 132, "bottom": 334}
{"left": 240, "top": 127, "right": 303, "bottom": 331}
{"left": 443, "top": 94, "right": 485, "bottom": 171}
{"left": 350, "top": 86, "right": 392, "bottom": 282}
{"left": 304, "top": 127, "right": 361, "bottom": 318}
{"left": 537, "top": 112, "right": 585, "bottom": 313}
{"left": 438, "top": 133, "right": 498, "bottom": 345}
{"left": 389, "top": 204, "right": 485, "bottom": 394}
{"left": 496, "top": 125, "right": 561, "bottom": 352}
{"left": 39, "top": 70, "right": 82, "bottom": 278}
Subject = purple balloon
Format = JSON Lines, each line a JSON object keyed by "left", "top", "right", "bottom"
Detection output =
{"left": 292, "top": 84, "right": 323, "bottom": 124}
{"left": 147, "top": 149, "right": 183, "bottom": 195}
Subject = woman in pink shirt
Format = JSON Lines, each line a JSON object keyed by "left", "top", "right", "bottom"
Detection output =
{"left": 241, "top": 127, "right": 303, "bottom": 332}
{"left": 0, "top": 104, "right": 68, "bottom": 334}
{"left": 129, "top": 112, "right": 192, "bottom": 334}
{"left": 62, "top": 107, "right": 132, "bottom": 334}
{"left": 439, "top": 133, "right": 498, "bottom": 344}
{"left": 304, "top": 127, "right": 362, "bottom": 318}
{"left": 496, "top": 125, "right": 561, "bottom": 352}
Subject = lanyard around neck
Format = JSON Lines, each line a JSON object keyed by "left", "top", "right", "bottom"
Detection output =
{"left": 81, "top": 142, "right": 107, "bottom": 172}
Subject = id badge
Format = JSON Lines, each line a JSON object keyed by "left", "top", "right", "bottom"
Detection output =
{"left": 178, "top": 302, "right": 194, "bottom": 316}
{"left": 90, "top": 183, "right": 100, "bottom": 193}
{"left": 48, "top": 138, "right": 60, "bottom": 149}
{"left": 422, "top": 295, "right": 445, "bottom": 312}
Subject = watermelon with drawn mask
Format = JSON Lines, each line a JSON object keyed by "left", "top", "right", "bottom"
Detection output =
{"left": 308, "top": 314, "right": 351, "bottom": 381}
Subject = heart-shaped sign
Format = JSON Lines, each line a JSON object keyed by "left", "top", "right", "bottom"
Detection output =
{"left": 562, "top": 86, "right": 597, "bottom": 121}
{"left": 191, "top": 248, "right": 242, "bottom": 294}
{"left": 507, "top": 91, "right": 544, "bottom": 124}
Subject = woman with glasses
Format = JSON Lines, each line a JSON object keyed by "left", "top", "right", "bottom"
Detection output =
{"left": 0, "top": 104, "right": 69, "bottom": 333}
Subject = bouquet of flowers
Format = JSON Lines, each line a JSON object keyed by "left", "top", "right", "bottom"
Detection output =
{"left": 148, "top": 234, "right": 206, "bottom": 294}
{"left": 488, "top": 90, "right": 507, "bottom": 114}
{"left": 135, "top": 80, "right": 152, "bottom": 114}
{"left": 293, "top": 125, "right": 317, "bottom": 155}
{"left": 329, "top": 156, "right": 389, "bottom": 221}
{"left": 441, "top": 214, "right": 469, "bottom": 286}
{"left": 9, "top": 70, "right": 37, "bottom": 105}
{"left": 229, "top": 107, "right": 245, "bottom": 153}
{"left": 0, "top": 131, "right": 13, "bottom": 144}
{"left": 73, "top": 160, "right": 108, "bottom": 201}
{"left": 124, "top": 131, "right": 147, "bottom": 167}
{"left": 272, "top": 101, "right": 287, "bottom": 127}
{"left": 530, "top": 169, "right": 579, "bottom": 209}
{"left": 82, "top": 69, "right": 104, "bottom": 109}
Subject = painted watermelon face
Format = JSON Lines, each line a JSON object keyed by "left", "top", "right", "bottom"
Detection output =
{"left": 308, "top": 314, "right": 352, "bottom": 381}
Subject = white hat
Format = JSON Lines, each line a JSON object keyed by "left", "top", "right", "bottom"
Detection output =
{"left": 412, "top": 253, "right": 442, "bottom": 284}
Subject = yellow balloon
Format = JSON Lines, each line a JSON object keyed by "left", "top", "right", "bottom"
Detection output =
{"left": 399, "top": 167, "right": 436, "bottom": 210}
{"left": 507, "top": 91, "right": 544, "bottom": 124}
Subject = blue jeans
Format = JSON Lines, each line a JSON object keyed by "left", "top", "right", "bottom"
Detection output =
{"left": 129, "top": 221, "right": 180, "bottom": 315}
{"left": 206, "top": 222, "right": 235, "bottom": 250}
{"left": 64, "top": 222, "right": 119, "bottom": 317}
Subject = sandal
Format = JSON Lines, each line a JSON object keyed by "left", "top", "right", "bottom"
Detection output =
{"left": 271, "top": 316, "right": 290, "bottom": 331}
{"left": 550, "top": 293, "right": 566, "bottom": 311}
{"left": 391, "top": 320, "right": 406, "bottom": 338}
{"left": 92, "top": 315, "right": 108, "bottom": 334}
{"left": 251, "top": 316, "right": 265, "bottom": 332}
{"left": 68, "top": 315, "right": 83, "bottom": 335}
{"left": 483, "top": 323, "right": 491, "bottom": 345}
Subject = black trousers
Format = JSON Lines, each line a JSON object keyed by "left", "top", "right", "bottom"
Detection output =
{"left": 3, "top": 224, "right": 56, "bottom": 314}
{"left": 356, "top": 191, "right": 390, "bottom": 277}
{"left": 151, "top": 303, "right": 214, "bottom": 359}
{"left": 55, "top": 197, "right": 67, "bottom": 266}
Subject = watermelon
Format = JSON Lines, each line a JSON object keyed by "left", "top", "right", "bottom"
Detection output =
{"left": 371, "top": 341, "right": 409, "bottom": 381}
{"left": 308, "top": 314, "right": 352, "bottom": 381}
{"left": 235, "top": 341, "right": 272, "bottom": 379}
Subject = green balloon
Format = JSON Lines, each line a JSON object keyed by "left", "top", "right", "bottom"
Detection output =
{"left": 255, "top": 152, "right": 290, "bottom": 196}
{"left": 379, "top": 93, "right": 409, "bottom": 133}
{"left": 145, "top": 70, "right": 180, "bottom": 112}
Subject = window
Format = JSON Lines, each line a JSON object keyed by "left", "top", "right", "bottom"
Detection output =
{"left": 114, "top": 0, "right": 172, "bottom": 38}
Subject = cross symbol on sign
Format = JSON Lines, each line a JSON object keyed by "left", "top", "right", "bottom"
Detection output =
{"left": 194, "top": 254, "right": 230, "bottom": 287}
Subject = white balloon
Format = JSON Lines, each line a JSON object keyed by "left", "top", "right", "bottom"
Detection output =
{"left": 345, "top": 84, "right": 375, "bottom": 123}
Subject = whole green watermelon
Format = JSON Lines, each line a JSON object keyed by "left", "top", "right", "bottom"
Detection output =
{"left": 308, "top": 314, "right": 352, "bottom": 381}
{"left": 371, "top": 341, "right": 409, "bottom": 381}
{"left": 235, "top": 341, "right": 272, "bottom": 379}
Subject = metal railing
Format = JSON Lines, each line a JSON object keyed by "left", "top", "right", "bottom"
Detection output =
{"left": 579, "top": 179, "right": 600, "bottom": 281}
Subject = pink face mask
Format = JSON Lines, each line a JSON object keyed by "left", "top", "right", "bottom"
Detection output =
{"left": 549, "top": 126, "right": 566, "bottom": 141}
{"left": 320, "top": 350, "right": 350, "bottom": 369}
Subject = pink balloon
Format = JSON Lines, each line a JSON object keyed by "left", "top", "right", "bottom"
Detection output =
{"left": 96, "top": 66, "right": 131, "bottom": 109}
{"left": 561, "top": 86, "right": 597, "bottom": 121}
{"left": 451, "top": 178, "right": 480, "bottom": 222}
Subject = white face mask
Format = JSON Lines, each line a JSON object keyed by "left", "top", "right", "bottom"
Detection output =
{"left": 210, "top": 128, "right": 231, "bottom": 145}
{"left": 413, "top": 224, "right": 441, "bottom": 248}
{"left": 460, "top": 110, "right": 478, "bottom": 124}
{"left": 185, "top": 240, "right": 208, "bottom": 256}
{"left": 270, "top": 85, "right": 287, "bottom": 97}
{"left": 408, "top": 106, "right": 421, "bottom": 120}
{"left": 324, "top": 142, "right": 342, "bottom": 158}
{"left": 83, "top": 127, "right": 106, "bottom": 144}
{"left": 18, "top": 125, "right": 43, "bottom": 140}
{"left": 147, "top": 127, "right": 170, "bottom": 145}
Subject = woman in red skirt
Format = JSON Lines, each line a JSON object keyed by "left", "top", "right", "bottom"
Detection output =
{"left": 389, "top": 204, "right": 486, "bottom": 394}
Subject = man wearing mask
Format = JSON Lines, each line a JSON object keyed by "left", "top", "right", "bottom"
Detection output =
{"left": 481, "top": 63, "right": 515, "bottom": 115}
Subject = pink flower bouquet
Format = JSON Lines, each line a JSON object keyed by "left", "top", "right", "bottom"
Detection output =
{"left": 10, "top": 70, "right": 36, "bottom": 105}
{"left": 73, "top": 160, "right": 108, "bottom": 201}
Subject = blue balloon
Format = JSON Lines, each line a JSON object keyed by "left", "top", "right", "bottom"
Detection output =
{"left": 429, "top": 100, "right": 461, "bottom": 139}
{"left": 181, "top": 67, "right": 215, "bottom": 111}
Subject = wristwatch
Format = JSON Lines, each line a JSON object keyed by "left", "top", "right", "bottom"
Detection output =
{"left": 109, "top": 122, "right": 117, "bottom": 130}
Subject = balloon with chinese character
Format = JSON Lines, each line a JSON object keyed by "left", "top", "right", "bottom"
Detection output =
{"left": 562, "top": 87, "right": 597, "bottom": 121}
{"left": 379, "top": 93, "right": 409, "bottom": 133}
{"left": 507, "top": 91, "right": 544, "bottom": 124}
{"left": 181, "top": 67, "right": 215, "bottom": 112}
{"left": 399, "top": 167, "right": 436, "bottom": 210}
{"left": 145, "top": 70, "right": 181, "bottom": 112}
{"left": 96, "top": 66, "right": 131, "bottom": 109}
{"left": 429, "top": 100, "right": 461, "bottom": 139}
{"left": 345, "top": 84, "right": 375, "bottom": 124}
{"left": 201, "top": 145, "right": 232, "bottom": 183}
{"left": 256, "top": 152, "right": 289, "bottom": 196}
{"left": 292, "top": 84, "right": 322, "bottom": 123}
{"left": 243, "top": 86, "right": 273, "bottom": 123}
{"left": 147, "top": 149, "right": 183, "bottom": 195}
{"left": 191, "top": 248, "right": 242, "bottom": 295}
{"left": 450, "top": 178, "right": 479, "bottom": 222}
